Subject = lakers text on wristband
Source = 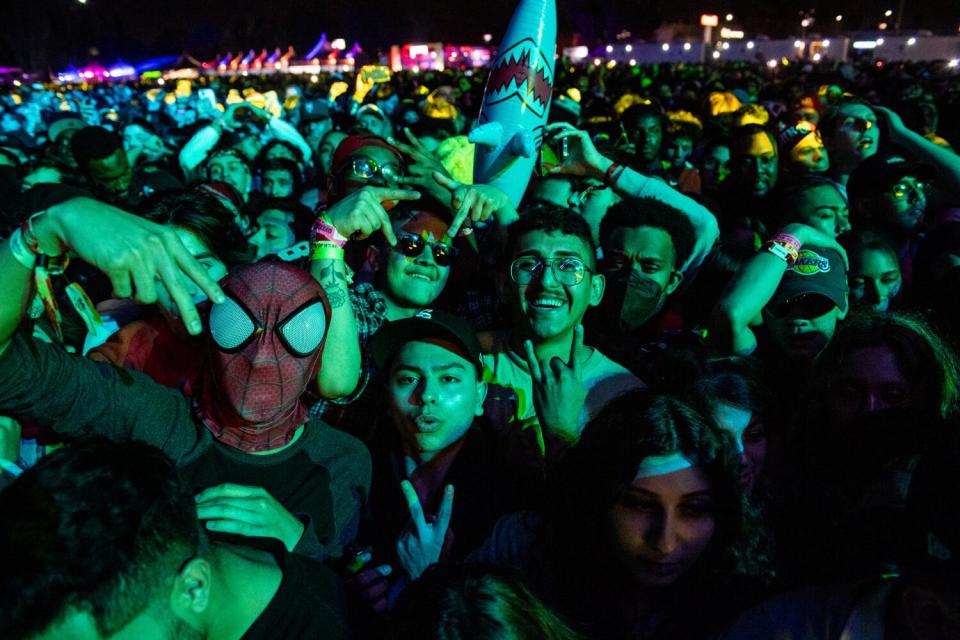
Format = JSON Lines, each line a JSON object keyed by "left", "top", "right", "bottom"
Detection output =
{"left": 310, "top": 217, "right": 347, "bottom": 248}
{"left": 311, "top": 241, "right": 345, "bottom": 262}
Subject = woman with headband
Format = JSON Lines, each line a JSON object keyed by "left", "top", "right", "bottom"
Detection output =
{"left": 470, "top": 389, "right": 768, "bottom": 639}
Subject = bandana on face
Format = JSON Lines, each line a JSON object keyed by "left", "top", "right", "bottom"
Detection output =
{"left": 195, "top": 262, "right": 330, "bottom": 453}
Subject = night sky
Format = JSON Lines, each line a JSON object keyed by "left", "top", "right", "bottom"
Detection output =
{"left": 2, "top": 0, "right": 958, "bottom": 71}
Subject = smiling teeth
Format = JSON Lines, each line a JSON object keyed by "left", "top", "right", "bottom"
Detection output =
{"left": 533, "top": 297, "right": 564, "bottom": 308}
{"left": 409, "top": 273, "right": 432, "bottom": 281}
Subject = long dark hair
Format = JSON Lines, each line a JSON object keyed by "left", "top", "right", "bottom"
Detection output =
{"left": 544, "top": 390, "right": 766, "bottom": 588}
{"left": 816, "top": 311, "right": 960, "bottom": 421}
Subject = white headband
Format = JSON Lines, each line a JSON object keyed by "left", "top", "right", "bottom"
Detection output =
{"left": 634, "top": 452, "right": 696, "bottom": 479}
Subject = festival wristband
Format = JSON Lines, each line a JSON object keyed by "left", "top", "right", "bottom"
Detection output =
{"left": 8, "top": 228, "right": 38, "bottom": 270}
{"left": 765, "top": 231, "right": 802, "bottom": 265}
{"left": 603, "top": 162, "right": 624, "bottom": 186}
{"left": 311, "top": 241, "right": 345, "bottom": 262}
{"left": 35, "top": 256, "right": 64, "bottom": 343}
{"left": 770, "top": 232, "right": 801, "bottom": 254}
{"left": 310, "top": 217, "right": 348, "bottom": 248}
{"left": 764, "top": 240, "right": 797, "bottom": 265}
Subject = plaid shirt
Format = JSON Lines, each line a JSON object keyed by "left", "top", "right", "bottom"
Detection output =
{"left": 308, "top": 282, "right": 387, "bottom": 417}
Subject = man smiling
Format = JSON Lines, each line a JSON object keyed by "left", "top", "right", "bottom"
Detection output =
{"left": 483, "top": 205, "right": 643, "bottom": 453}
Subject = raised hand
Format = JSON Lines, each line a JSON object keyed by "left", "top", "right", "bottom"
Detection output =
{"left": 35, "top": 198, "right": 225, "bottom": 334}
{"left": 543, "top": 122, "right": 609, "bottom": 179}
{"left": 779, "top": 223, "right": 849, "bottom": 268}
{"left": 431, "top": 171, "right": 514, "bottom": 237}
{"left": 194, "top": 483, "right": 305, "bottom": 552}
{"left": 323, "top": 186, "right": 422, "bottom": 245}
{"left": 350, "top": 563, "right": 393, "bottom": 614}
{"left": 395, "top": 480, "right": 453, "bottom": 580}
{"left": 392, "top": 128, "right": 455, "bottom": 205}
{"left": 523, "top": 324, "right": 588, "bottom": 444}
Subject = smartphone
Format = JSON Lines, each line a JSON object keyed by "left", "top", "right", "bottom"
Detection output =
{"left": 539, "top": 137, "right": 567, "bottom": 176}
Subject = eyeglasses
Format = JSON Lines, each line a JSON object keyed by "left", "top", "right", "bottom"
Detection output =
{"left": 890, "top": 179, "right": 929, "bottom": 200}
{"left": 394, "top": 231, "right": 459, "bottom": 267}
{"left": 344, "top": 156, "right": 402, "bottom": 181}
{"left": 767, "top": 293, "right": 836, "bottom": 319}
{"left": 509, "top": 256, "right": 593, "bottom": 286}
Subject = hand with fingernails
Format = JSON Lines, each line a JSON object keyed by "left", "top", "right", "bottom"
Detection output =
{"left": 194, "top": 483, "right": 305, "bottom": 552}
{"left": 431, "top": 172, "right": 514, "bottom": 238}
{"left": 396, "top": 479, "right": 454, "bottom": 580}
{"left": 346, "top": 548, "right": 393, "bottom": 614}
{"left": 523, "top": 323, "right": 589, "bottom": 444}
{"left": 544, "top": 122, "right": 612, "bottom": 180}
{"left": 323, "top": 185, "right": 422, "bottom": 245}
{"left": 392, "top": 127, "right": 453, "bottom": 206}
{"left": 31, "top": 198, "right": 225, "bottom": 335}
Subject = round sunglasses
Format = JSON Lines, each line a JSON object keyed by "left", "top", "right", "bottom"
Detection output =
{"left": 394, "top": 231, "right": 459, "bottom": 267}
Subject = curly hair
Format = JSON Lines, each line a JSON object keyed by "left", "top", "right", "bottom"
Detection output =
{"left": 507, "top": 204, "right": 597, "bottom": 270}
{"left": 0, "top": 439, "right": 202, "bottom": 639}
{"left": 599, "top": 198, "right": 696, "bottom": 270}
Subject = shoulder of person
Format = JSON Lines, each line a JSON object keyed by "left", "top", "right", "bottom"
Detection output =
{"left": 303, "top": 417, "right": 372, "bottom": 481}
{"left": 477, "top": 329, "right": 511, "bottom": 355}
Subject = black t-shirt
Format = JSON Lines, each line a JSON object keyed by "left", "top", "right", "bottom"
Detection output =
{"left": 243, "top": 551, "right": 349, "bottom": 640}
{"left": 183, "top": 444, "right": 336, "bottom": 555}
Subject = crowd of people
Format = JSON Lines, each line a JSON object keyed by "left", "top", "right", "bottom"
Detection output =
{"left": 0, "top": 55, "right": 959, "bottom": 639}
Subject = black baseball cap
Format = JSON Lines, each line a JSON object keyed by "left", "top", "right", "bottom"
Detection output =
{"left": 370, "top": 309, "right": 483, "bottom": 375}
{"left": 847, "top": 153, "right": 935, "bottom": 203}
{"left": 768, "top": 246, "right": 848, "bottom": 313}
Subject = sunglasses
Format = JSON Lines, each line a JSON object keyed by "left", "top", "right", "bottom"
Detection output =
{"left": 394, "top": 231, "right": 459, "bottom": 267}
{"left": 510, "top": 256, "right": 593, "bottom": 287}
{"left": 767, "top": 293, "right": 836, "bottom": 319}
{"left": 890, "top": 179, "right": 929, "bottom": 200}
{"left": 344, "top": 156, "right": 402, "bottom": 181}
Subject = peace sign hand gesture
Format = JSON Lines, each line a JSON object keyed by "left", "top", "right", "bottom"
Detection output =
{"left": 523, "top": 324, "right": 588, "bottom": 445}
{"left": 431, "top": 172, "right": 514, "bottom": 238}
{"left": 395, "top": 480, "right": 454, "bottom": 580}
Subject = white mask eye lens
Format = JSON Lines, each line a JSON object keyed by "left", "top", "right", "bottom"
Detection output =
{"left": 209, "top": 297, "right": 255, "bottom": 350}
{"left": 279, "top": 301, "right": 327, "bottom": 356}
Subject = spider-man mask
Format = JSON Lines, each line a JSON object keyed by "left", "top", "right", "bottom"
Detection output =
{"left": 194, "top": 261, "right": 330, "bottom": 453}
